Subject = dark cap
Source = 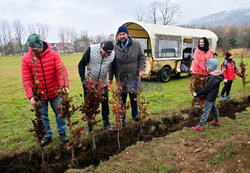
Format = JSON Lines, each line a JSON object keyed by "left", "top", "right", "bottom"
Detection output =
{"left": 101, "top": 41, "right": 114, "bottom": 53}
{"left": 225, "top": 51, "right": 233, "bottom": 58}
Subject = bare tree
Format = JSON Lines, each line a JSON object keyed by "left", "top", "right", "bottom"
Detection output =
{"left": 59, "top": 27, "right": 78, "bottom": 43}
{"left": 146, "top": 1, "right": 159, "bottom": 24}
{"left": 58, "top": 27, "right": 78, "bottom": 52}
{"left": 107, "top": 34, "right": 115, "bottom": 43}
{"left": 200, "top": 24, "right": 207, "bottom": 29}
{"left": 94, "top": 34, "right": 109, "bottom": 44}
{"left": 209, "top": 24, "right": 239, "bottom": 52}
{"left": 35, "top": 23, "right": 49, "bottom": 40}
{"left": 28, "top": 23, "right": 49, "bottom": 40}
{"left": 12, "top": 19, "right": 26, "bottom": 54}
{"left": 134, "top": 7, "right": 145, "bottom": 22}
{"left": 58, "top": 27, "right": 66, "bottom": 44}
{"left": 239, "top": 25, "right": 250, "bottom": 48}
{"left": 226, "top": 24, "right": 239, "bottom": 49}
{"left": 27, "top": 23, "right": 36, "bottom": 34}
{"left": 158, "top": 0, "right": 180, "bottom": 25}
{"left": 0, "top": 19, "right": 13, "bottom": 55}
{"left": 74, "top": 31, "right": 93, "bottom": 52}
{"left": 134, "top": 0, "right": 180, "bottom": 25}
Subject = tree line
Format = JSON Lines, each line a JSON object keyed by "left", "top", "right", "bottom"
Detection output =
{"left": 0, "top": 19, "right": 49, "bottom": 56}
{"left": 134, "top": 0, "right": 250, "bottom": 53}
{"left": 134, "top": 0, "right": 180, "bottom": 25}
{"left": 0, "top": 19, "right": 114, "bottom": 56}
{"left": 0, "top": 0, "right": 249, "bottom": 56}
{"left": 184, "top": 24, "right": 250, "bottom": 53}
{"left": 57, "top": 27, "right": 115, "bottom": 53}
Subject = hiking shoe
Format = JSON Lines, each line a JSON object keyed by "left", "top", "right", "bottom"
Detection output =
{"left": 41, "top": 137, "right": 52, "bottom": 147}
{"left": 133, "top": 117, "right": 140, "bottom": 122}
{"left": 226, "top": 95, "right": 232, "bottom": 100}
{"left": 192, "top": 125, "right": 203, "bottom": 131}
{"left": 122, "top": 119, "right": 126, "bottom": 127}
{"left": 59, "top": 133, "right": 69, "bottom": 143}
{"left": 209, "top": 121, "right": 221, "bottom": 126}
{"left": 220, "top": 96, "right": 226, "bottom": 100}
{"left": 104, "top": 125, "right": 113, "bottom": 131}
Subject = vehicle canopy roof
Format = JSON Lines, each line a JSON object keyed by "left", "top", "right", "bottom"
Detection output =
{"left": 121, "top": 22, "right": 218, "bottom": 58}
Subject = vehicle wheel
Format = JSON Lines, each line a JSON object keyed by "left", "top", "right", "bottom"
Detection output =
{"left": 159, "top": 66, "right": 172, "bottom": 83}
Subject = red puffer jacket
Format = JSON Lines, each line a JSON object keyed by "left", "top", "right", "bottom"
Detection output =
{"left": 192, "top": 48, "right": 213, "bottom": 75}
{"left": 221, "top": 59, "right": 241, "bottom": 81}
{"left": 22, "top": 41, "right": 69, "bottom": 100}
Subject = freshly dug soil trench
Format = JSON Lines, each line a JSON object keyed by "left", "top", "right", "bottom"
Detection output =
{"left": 0, "top": 96, "right": 249, "bottom": 173}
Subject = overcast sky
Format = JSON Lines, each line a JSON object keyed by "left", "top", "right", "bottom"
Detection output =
{"left": 0, "top": 0, "right": 249, "bottom": 42}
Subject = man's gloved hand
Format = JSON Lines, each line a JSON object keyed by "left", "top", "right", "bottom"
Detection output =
{"left": 240, "top": 74, "right": 243, "bottom": 78}
{"left": 224, "top": 79, "right": 228, "bottom": 83}
{"left": 82, "top": 80, "right": 86, "bottom": 89}
{"left": 193, "top": 92, "right": 197, "bottom": 97}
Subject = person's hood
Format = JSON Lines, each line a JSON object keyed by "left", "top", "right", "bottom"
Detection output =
{"left": 209, "top": 70, "right": 224, "bottom": 82}
{"left": 28, "top": 41, "right": 50, "bottom": 56}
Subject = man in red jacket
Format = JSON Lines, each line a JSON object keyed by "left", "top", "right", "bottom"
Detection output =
{"left": 22, "top": 33, "right": 69, "bottom": 146}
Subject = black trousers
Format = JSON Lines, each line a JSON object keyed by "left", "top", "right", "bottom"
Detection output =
{"left": 221, "top": 80, "right": 233, "bottom": 96}
{"left": 84, "top": 87, "right": 110, "bottom": 130}
{"left": 121, "top": 92, "right": 139, "bottom": 126}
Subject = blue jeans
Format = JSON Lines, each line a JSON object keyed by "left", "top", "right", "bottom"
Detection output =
{"left": 41, "top": 96, "right": 66, "bottom": 137}
{"left": 198, "top": 100, "right": 220, "bottom": 128}
{"left": 121, "top": 93, "right": 138, "bottom": 126}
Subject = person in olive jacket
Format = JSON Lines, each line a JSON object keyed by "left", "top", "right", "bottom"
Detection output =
{"left": 192, "top": 58, "right": 224, "bottom": 131}
{"left": 109, "top": 25, "right": 146, "bottom": 127}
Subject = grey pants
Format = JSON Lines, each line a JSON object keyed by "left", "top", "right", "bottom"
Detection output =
{"left": 198, "top": 100, "right": 220, "bottom": 128}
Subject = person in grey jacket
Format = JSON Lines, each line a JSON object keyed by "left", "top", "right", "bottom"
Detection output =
{"left": 78, "top": 41, "right": 119, "bottom": 133}
{"left": 109, "top": 25, "right": 146, "bottom": 127}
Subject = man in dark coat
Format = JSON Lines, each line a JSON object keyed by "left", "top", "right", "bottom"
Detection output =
{"left": 109, "top": 25, "right": 146, "bottom": 126}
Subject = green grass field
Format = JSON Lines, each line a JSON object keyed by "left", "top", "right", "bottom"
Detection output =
{"left": 0, "top": 54, "right": 249, "bottom": 153}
